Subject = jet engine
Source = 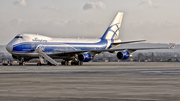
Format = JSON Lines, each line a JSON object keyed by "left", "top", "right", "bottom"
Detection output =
{"left": 117, "top": 51, "right": 132, "bottom": 60}
{"left": 78, "top": 53, "right": 93, "bottom": 62}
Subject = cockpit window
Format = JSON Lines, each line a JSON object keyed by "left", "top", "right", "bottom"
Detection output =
{"left": 15, "top": 36, "right": 23, "bottom": 38}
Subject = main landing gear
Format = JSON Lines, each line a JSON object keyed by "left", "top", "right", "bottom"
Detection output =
{"left": 19, "top": 62, "right": 25, "bottom": 66}
{"left": 61, "top": 60, "right": 83, "bottom": 66}
{"left": 71, "top": 61, "right": 83, "bottom": 65}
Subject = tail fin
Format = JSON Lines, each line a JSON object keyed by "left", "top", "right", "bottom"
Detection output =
{"left": 101, "top": 12, "right": 123, "bottom": 40}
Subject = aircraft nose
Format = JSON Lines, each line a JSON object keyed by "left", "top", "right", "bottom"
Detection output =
{"left": 6, "top": 43, "right": 13, "bottom": 53}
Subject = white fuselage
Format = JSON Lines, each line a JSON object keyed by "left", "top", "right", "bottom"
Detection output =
{"left": 6, "top": 34, "right": 120, "bottom": 59}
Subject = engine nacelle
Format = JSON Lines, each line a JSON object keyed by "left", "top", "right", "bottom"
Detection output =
{"left": 117, "top": 51, "right": 131, "bottom": 60}
{"left": 78, "top": 53, "right": 93, "bottom": 62}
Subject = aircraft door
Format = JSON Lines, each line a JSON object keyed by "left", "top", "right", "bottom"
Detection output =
{"left": 31, "top": 43, "right": 35, "bottom": 51}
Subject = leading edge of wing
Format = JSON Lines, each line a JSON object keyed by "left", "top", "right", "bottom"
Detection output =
{"left": 53, "top": 44, "right": 176, "bottom": 55}
{"left": 111, "top": 40, "right": 146, "bottom": 45}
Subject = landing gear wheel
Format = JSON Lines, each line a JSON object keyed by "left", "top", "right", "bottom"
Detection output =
{"left": 61, "top": 60, "right": 70, "bottom": 65}
{"left": 80, "top": 62, "right": 83, "bottom": 65}
{"left": 71, "top": 61, "right": 83, "bottom": 65}
{"left": 19, "top": 62, "right": 25, "bottom": 66}
{"left": 62, "top": 60, "right": 82, "bottom": 66}
{"left": 61, "top": 61, "right": 66, "bottom": 65}
{"left": 65, "top": 61, "right": 68, "bottom": 65}
{"left": 78, "top": 61, "right": 81, "bottom": 65}
{"left": 71, "top": 62, "right": 74, "bottom": 65}
{"left": 77, "top": 61, "right": 83, "bottom": 65}
{"left": 74, "top": 61, "right": 78, "bottom": 65}
{"left": 47, "top": 61, "right": 52, "bottom": 66}
{"left": 37, "top": 62, "right": 41, "bottom": 66}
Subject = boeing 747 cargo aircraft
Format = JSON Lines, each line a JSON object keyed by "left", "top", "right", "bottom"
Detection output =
{"left": 6, "top": 12, "right": 175, "bottom": 66}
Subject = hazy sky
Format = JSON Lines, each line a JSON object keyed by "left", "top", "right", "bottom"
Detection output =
{"left": 0, "top": 0, "right": 180, "bottom": 45}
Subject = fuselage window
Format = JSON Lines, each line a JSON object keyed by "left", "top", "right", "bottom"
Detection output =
{"left": 15, "top": 36, "right": 23, "bottom": 38}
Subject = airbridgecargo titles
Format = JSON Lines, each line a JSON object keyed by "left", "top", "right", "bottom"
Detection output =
{"left": 32, "top": 38, "right": 47, "bottom": 42}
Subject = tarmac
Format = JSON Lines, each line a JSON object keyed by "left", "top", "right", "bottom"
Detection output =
{"left": 0, "top": 62, "right": 180, "bottom": 101}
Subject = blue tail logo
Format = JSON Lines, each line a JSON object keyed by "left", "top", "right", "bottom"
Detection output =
{"left": 101, "top": 12, "right": 123, "bottom": 40}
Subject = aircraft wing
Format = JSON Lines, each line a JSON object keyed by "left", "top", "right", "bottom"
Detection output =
{"left": 53, "top": 44, "right": 176, "bottom": 55}
{"left": 111, "top": 40, "right": 146, "bottom": 45}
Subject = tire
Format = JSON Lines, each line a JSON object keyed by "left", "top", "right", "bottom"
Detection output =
{"left": 74, "top": 61, "right": 78, "bottom": 65}
{"left": 37, "top": 62, "right": 41, "bottom": 66}
{"left": 19, "top": 63, "right": 22, "bottom": 66}
{"left": 65, "top": 61, "right": 68, "bottom": 65}
{"left": 47, "top": 62, "right": 52, "bottom": 66}
{"left": 71, "top": 62, "right": 74, "bottom": 65}
{"left": 19, "top": 62, "right": 25, "bottom": 66}
{"left": 80, "top": 62, "right": 83, "bottom": 65}
{"left": 78, "top": 61, "right": 82, "bottom": 65}
{"left": 61, "top": 61, "right": 65, "bottom": 65}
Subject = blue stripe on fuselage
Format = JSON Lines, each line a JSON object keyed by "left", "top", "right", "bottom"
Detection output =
{"left": 12, "top": 39, "right": 110, "bottom": 53}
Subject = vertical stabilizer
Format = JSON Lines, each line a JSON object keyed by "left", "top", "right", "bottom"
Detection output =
{"left": 101, "top": 12, "right": 123, "bottom": 40}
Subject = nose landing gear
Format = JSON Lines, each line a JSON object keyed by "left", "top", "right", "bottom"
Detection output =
{"left": 19, "top": 57, "right": 25, "bottom": 66}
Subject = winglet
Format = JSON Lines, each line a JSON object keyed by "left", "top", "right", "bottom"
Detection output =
{"left": 169, "top": 44, "right": 177, "bottom": 49}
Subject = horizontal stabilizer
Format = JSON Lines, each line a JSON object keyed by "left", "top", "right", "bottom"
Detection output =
{"left": 169, "top": 43, "right": 177, "bottom": 49}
